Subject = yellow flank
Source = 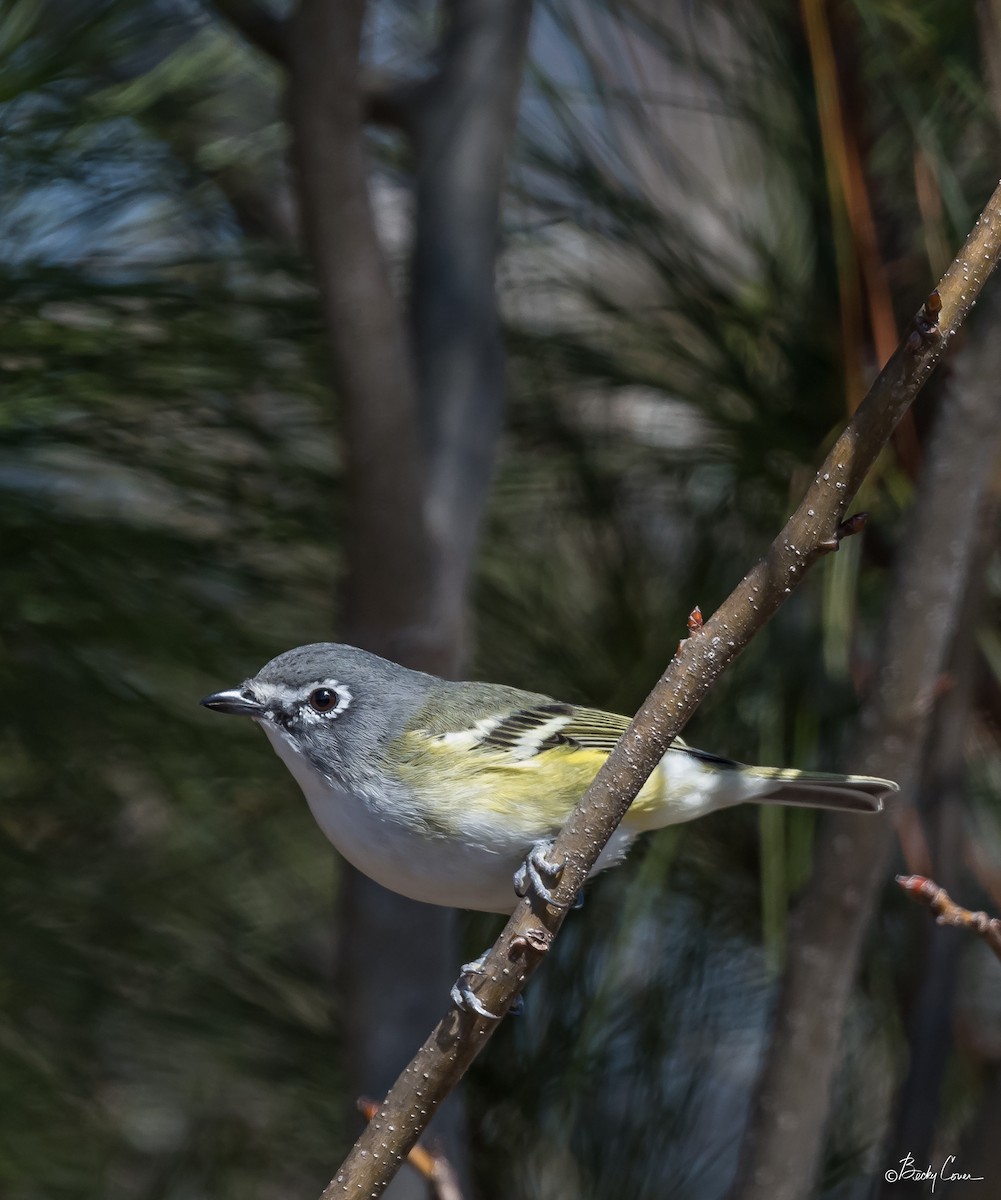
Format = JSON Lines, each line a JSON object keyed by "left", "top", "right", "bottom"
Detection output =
{"left": 387, "top": 731, "right": 668, "bottom": 841}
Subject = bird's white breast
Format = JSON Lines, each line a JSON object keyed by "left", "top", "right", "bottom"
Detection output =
{"left": 258, "top": 720, "right": 579, "bottom": 912}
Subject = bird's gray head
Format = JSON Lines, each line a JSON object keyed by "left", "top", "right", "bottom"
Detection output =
{"left": 201, "top": 643, "right": 434, "bottom": 784}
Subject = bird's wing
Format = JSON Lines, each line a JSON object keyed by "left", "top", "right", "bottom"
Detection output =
{"left": 433, "top": 701, "right": 736, "bottom": 765}
{"left": 478, "top": 703, "right": 625, "bottom": 756}
{"left": 393, "top": 696, "right": 750, "bottom": 842}
{"left": 397, "top": 693, "right": 891, "bottom": 845}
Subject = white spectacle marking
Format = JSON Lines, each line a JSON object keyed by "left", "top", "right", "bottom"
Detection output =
{"left": 253, "top": 678, "right": 353, "bottom": 720}
{"left": 254, "top": 683, "right": 304, "bottom": 705}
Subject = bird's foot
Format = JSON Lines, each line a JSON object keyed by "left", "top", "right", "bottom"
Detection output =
{"left": 450, "top": 953, "right": 521, "bottom": 1020}
{"left": 514, "top": 839, "right": 569, "bottom": 907}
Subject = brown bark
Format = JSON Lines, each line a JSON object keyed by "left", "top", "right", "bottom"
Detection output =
{"left": 289, "top": 0, "right": 435, "bottom": 665}
{"left": 325, "top": 183, "right": 1001, "bottom": 1200}
{"left": 411, "top": 0, "right": 533, "bottom": 668}
{"left": 287, "top": 3, "right": 531, "bottom": 1196}
{"left": 729, "top": 291, "right": 1001, "bottom": 1200}
{"left": 287, "top": 17, "right": 448, "bottom": 1193}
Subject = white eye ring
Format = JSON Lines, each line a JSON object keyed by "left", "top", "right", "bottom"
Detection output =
{"left": 303, "top": 680, "right": 352, "bottom": 718}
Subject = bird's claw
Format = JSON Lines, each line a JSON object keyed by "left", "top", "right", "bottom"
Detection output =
{"left": 513, "top": 839, "right": 567, "bottom": 906}
{"left": 450, "top": 975, "right": 503, "bottom": 1020}
{"left": 450, "top": 954, "right": 512, "bottom": 1020}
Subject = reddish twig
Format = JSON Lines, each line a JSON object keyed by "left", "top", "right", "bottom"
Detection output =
{"left": 897, "top": 875, "right": 1001, "bottom": 964}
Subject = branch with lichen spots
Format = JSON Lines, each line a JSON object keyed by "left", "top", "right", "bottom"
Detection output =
{"left": 325, "top": 181, "right": 1001, "bottom": 1200}
{"left": 355, "top": 1100, "right": 464, "bottom": 1200}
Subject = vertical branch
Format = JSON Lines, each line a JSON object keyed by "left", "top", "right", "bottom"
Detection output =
{"left": 883, "top": 527, "right": 992, "bottom": 1186}
{"left": 286, "top": 9, "right": 450, "bottom": 1194}
{"left": 287, "top": 5, "right": 532, "bottom": 1195}
{"left": 729, "top": 293, "right": 1001, "bottom": 1200}
{"left": 287, "top": 0, "right": 531, "bottom": 673}
{"left": 410, "top": 0, "right": 533, "bottom": 672}
{"left": 288, "top": 0, "right": 435, "bottom": 665}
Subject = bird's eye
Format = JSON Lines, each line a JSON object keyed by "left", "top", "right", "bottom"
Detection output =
{"left": 308, "top": 687, "right": 340, "bottom": 714}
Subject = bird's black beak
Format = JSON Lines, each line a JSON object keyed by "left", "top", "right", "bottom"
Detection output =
{"left": 200, "top": 688, "right": 264, "bottom": 718}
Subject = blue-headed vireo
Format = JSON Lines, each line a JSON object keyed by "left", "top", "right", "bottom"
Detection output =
{"left": 201, "top": 643, "right": 896, "bottom": 915}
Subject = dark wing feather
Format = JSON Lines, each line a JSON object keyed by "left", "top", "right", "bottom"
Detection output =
{"left": 477, "top": 703, "right": 724, "bottom": 761}
{"left": 478, "top": 703, "right": 576, "bottom": 752}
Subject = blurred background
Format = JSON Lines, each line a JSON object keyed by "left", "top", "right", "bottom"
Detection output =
{"left": 4, "top": 1, "right": 1001, "bottom": 1197}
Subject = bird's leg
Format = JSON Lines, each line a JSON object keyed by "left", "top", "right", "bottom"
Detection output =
{"left": 513, "top": 838, "right": 567, "bottom": 907}
{"left": 453, "top": 841, "right": 578, "bottom": 1018}
{"left": 449, "top": 952, "right": 522, "bottom": 1020}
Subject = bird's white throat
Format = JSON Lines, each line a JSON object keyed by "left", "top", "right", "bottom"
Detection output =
{"left": 256, "top": 718, "right": 531, "bottom": 911}
{"left": 257, "top": 719, "right": 381, "bottom": 851}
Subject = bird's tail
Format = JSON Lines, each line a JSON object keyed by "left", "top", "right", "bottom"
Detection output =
{"left": 745, "top": 767, "right": 896, "bottom": 813}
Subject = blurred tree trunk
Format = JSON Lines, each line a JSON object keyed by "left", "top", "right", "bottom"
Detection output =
{"left": 286, "top": 1, "right": 532, "bottom": 1193}
{"left": 728, "top": 301, "right": 1001, "bottom": 1200}
{"left": 946, "top": 1062, "right": 1001, "bottom": 1198}
{"left": 878, "top": 533, "right": 991, "bottom": 1197}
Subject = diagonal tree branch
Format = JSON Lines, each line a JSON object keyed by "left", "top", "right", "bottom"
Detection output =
{"left": 730, "top": 275, "right": 1001, "bottom": 1200}
{"left": 356, "top": 1100, "right": 465, "bottom": 1200}
{"left": 325, "top": 182, "right": 1001, "bottom": 1198}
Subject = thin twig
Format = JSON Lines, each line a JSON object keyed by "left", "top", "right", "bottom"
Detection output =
{"left": 325, "top": 182, "right": 1001, "bottom": 1199}
{"left": 898, "top": 875, "right": 1001, "bottom": 964}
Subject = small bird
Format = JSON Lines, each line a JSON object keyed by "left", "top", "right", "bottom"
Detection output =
{"left": 202, "top": 643, "right": 896, "bottom": 915}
